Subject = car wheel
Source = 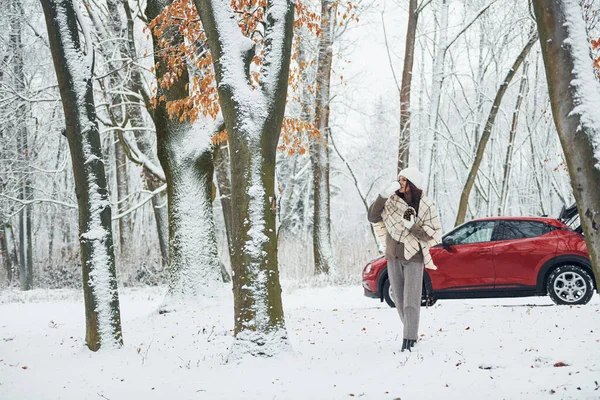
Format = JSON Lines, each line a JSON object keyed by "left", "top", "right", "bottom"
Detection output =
{"left": 383, "top": 278, "right": 437, "bottom": 308}
{"left": 546, "top": 265, "right": 594, "bottom": 305}
{"left": 383, "top": 278, "right": 395, "bottom": 308}
{"left": 422, "top": 294, "right": 437, "bottom": 307}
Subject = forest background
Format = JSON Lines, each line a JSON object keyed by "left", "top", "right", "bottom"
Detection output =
{"left": 0, "top": 0, "right": 599, "bottom": 296}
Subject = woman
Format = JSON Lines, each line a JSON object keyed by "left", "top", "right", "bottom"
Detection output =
{"left": 368, "top": 167, "right": 442, "bottom": 352}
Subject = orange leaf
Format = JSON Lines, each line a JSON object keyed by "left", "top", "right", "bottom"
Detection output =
{"left": 553, "top": 362, "right": 569, "bottom": 367}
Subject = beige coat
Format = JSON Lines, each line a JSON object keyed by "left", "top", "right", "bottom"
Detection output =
{"left": 369, "top": 193, "right": 442, "bottom": 270}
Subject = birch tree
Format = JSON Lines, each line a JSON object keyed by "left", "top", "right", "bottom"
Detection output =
{"left": 193, "top": 0, "right": 295, "bottom": 356}
{"left": 533, "top": 0, "right": 600, "bottom": 289}
{"left": 40, "top": 0, "right": 123, "bottom": 350}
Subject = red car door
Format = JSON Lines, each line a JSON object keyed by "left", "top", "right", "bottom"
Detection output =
{"left": 430, "top": 220, "right": 496, "bottom": 291}
{"left": 492, "top": 220, "right": 558, "bottom": 288}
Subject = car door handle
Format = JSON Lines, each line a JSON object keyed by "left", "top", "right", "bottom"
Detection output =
{"left": 476, "top": 249, "right": 491, "bottom": 254}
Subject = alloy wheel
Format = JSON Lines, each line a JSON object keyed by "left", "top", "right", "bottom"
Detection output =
{"left": 552, "top": 271, "right": 587, "bottom": 303}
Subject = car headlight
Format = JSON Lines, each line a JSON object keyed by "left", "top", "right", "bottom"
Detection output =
{"left": 365, "top": 263, "right": 372, "bottom": 274}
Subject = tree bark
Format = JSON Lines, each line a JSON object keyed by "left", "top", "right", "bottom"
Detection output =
{"left": 193, "top": 0, "right": 295, "bottom": 357}
{"left": 146, "top": 0, "right": 222, "bottom": 302}
{"left": 397, "top": 0, "right": 418, "bottom": 173}
{"left": 455, "top": 29, "right": 537, "bottom": 226}
{"left": 41, "top": 0, "right": 123, "bottom": 350}
{"left": 499, "top": 61, "right": 529, "bottom": 215}
{"left": 102, "top": 0, "right": 131, "bottom": 255}
{"left": 533, "top": 0, "right": 600, "bottom": 290}
{"left": 310, "top": 0, "right": 335, "bottom": 275}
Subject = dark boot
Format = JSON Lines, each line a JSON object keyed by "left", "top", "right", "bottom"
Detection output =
{"left": 409, "top": 339, "right": 417, "bottom": 348}
{"left": 401, "top": 339, "right": 411, "bottom": 352}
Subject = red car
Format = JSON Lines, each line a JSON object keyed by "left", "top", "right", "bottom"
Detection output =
{"left": 362, "top": 209, "right": 597, "bottom": 306}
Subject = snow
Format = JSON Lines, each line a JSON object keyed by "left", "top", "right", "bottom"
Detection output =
{"left": 210, "top": 0, "right": 266, "bottom": 137}
{"left": 563, "top": 0, "right": 600, "bottom": 170}
{"left": 260, "top": 0, "right": 292, "bottom": 99}
{"left": 1, "top": 285, "right": 599, "bottom": 399}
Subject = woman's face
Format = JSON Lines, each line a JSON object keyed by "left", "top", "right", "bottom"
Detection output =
{"left": 398, "top": 176, "right": 410, "bottom": 194}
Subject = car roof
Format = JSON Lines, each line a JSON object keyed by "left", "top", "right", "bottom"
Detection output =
{"left": 471, "top": 216, "right": 566, "bottom": 228}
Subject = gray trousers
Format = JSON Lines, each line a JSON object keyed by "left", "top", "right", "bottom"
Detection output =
{"left": 387, "top": 257, "right": 424, "bottom": 340}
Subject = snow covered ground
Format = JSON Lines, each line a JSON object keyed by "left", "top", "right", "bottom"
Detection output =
{"left": 1, "top": 284, "right": 599, "bottom": 400}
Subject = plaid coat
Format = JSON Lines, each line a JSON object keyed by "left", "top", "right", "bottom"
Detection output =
{"left": 380, "top": 193, "right": 442, "bottom": 270}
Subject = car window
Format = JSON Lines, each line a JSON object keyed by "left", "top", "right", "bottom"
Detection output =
{"left": 493, "top": 220, "right": 551, "bottom": 241}
{"left": 449, "top": 221, "right": 495, "bottom": 245}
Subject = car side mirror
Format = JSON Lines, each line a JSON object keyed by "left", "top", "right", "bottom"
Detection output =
{"left": 442, "top": 237, "right": 455, "bottom": 248}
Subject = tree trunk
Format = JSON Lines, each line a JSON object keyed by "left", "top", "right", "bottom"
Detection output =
{"left": 122, "top": 0, "right": 170, "bottom": 268}
{"left": 310, "top": 0, "right": 335, "bottom": 275}
{"left": 533, "top": 0, "right": 600, "bottom": 290}
{"left": 114, "top": 141, "right": 130, "bottom": 253}
{"left": 103, "top": 0, "right": 131, "bottom": 255}
{"left": 146, "top": 0, "right": 222, "bottom": 303}
{"left": 41, "top": 0, "right": 123, "bottom": 351}
{"left": 193, "top": 0, "right": 295, "bottom": 357}
{"left": 499, "top": 61, "right": 529, "bottom": 215}
{"left": 9, "top": 0, "right": 33, "bottom": 291}
{"left": 1, "top": 219, "right": 14, "bottom": 286}
{"left": 421, "top": 0, "right": 448, "bottom": 191}
{"left": 214, "top": 142, "right": 233, "bottom": 251}
{"left": 455, "top": 29, "right": 537, "bottom": 226}
{"left": 398, "top": 0, "right": 418, "bottom": 173}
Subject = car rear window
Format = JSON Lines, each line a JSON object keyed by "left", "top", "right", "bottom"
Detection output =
{"left": 494, "top": 220, "right": 552, "bottom": 241}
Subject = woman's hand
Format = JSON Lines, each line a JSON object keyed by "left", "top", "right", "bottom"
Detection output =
{"left": 403, "top": 214, "right": 415, "bottom": 230}
{"left": 380, "top": 181, "right": 400, "bottom": 198}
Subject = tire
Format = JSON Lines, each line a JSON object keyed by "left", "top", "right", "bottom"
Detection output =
{"left": 382, "top": 278, "right": 437, "bottom": 308}
{"left": 546, "top": 265, "right": 594, "bottom": 305}
{"left": 383, "top": 278, "right": 395, "bottom": 308}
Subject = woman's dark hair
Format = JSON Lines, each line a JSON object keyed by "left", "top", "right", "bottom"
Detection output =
{"left": 400, "top": 179, "right": 422, "bottom": 214}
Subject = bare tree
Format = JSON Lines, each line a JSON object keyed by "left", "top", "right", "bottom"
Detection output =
{"left": 533, "top": 0, "right": 600, "bottom": 289}
{"left": 498, "top": 60, "right": 529, "bottom": 215}
{"left": 8, "top": 0, "right": 34, "bottom": 290}
{"left": 40, "top": 0, "right": 123, "bottom": 350}
{"left": 455, "top": 26, "right": 538, "bottom": 226}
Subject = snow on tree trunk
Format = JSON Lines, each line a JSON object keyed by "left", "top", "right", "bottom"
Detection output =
{"left": 193, "top": 0, "right": 295, "bottom": 358}
{"left": 146, "top": 0, "right": 223, "bottom": 304}
{"left": 533, "top": 0, "right": 600, "bottom": 290}
{"left": 311, "top": 0, "right": 335, "bottom": 276}
{"left": 40, "top": 0, "right": 123, "bottom": 351}
{"left": 156, "top": 119, "right": 223, "bottom": 302}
